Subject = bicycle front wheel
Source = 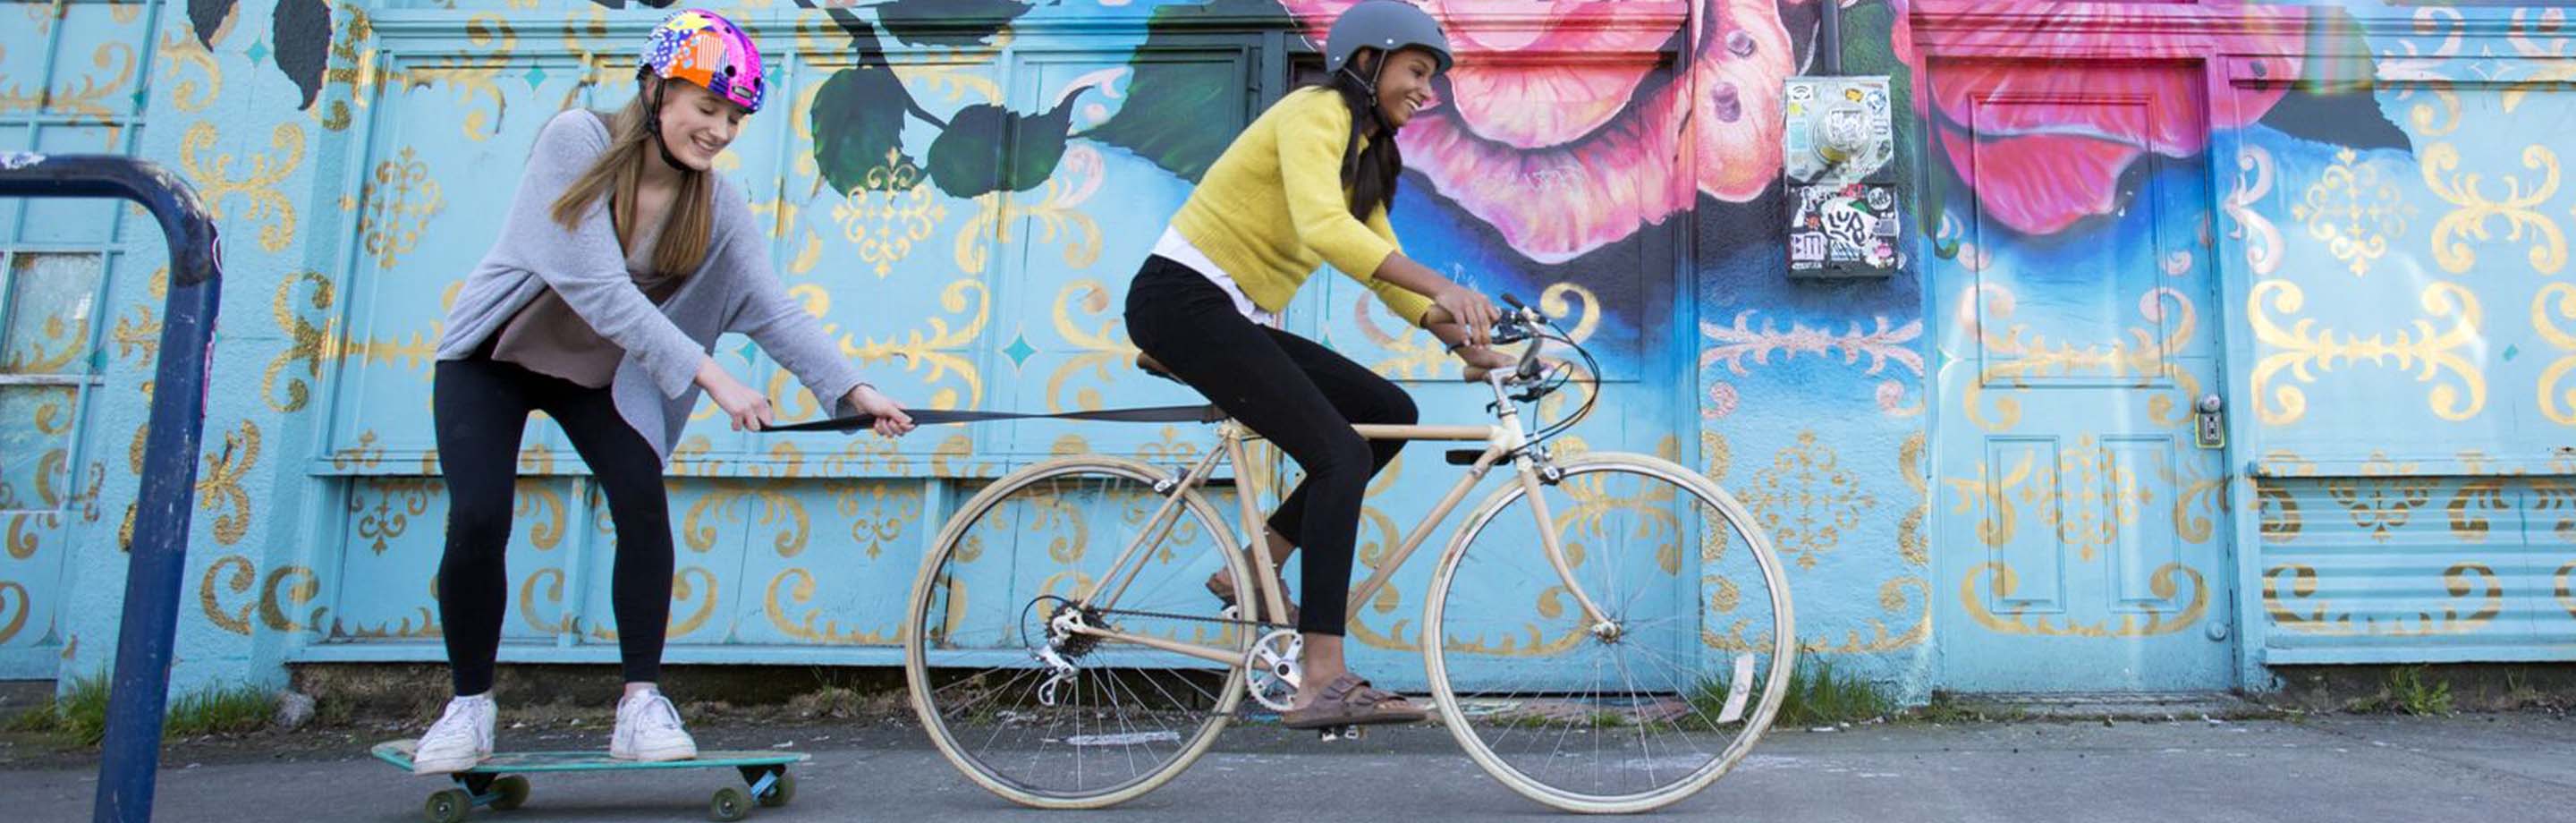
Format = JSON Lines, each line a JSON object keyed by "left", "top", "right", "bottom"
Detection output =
{"left": 903, "top": 457, "right": 1254, "bottom": 809}
{"left": 1424, "top": 452, "right": 1796, "bottom": 813}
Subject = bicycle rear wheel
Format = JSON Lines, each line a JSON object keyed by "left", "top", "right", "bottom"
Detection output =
{"left": 1424, "top": 453, "right": 1795, "bottom": 813}
{"left": 903, "top": 457, "right": 1253, "bottom": 809}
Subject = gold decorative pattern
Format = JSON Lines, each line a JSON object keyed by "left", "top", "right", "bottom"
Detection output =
{"left": 515, "top": 478, "right": 566, "bottom": 551}
{"left": 2257, "top": 450, "right": 2315, "bottom": 543}
{"left": 260, "top": 566, "right": 323, "bottom": 632}
{"left": 518, "top": 568, "right": 572, "bottom": 635}
{"left": 835, "top": 278, "right": 990, "bottom": 411}
{"left": 1044, "top": 279, "right": 1133, "bottom": 412}
{"left": 0, "top": 40, "right": 138, "bottom": 142}
{"left": 398, "top": 14, "right": 514, "bottom": 141}
{"left": 0, "top": 581, "right": 27, "bottom": 644}
{"left": 832, "top": 148, "right": 945, "bottom": 277}
{"left": 830, "top": 482, "right": 921, "bottom": 559}
{"left": 2532, "top": 283, "right": 2576, "bottom": 425}
{"left": 262, "top": 271, "right": 335, "bottom": 412}
{"left": 681, "top": 483, "right": 810, "bottom": 557}
{"left": 156, "top": 29, "right": 222, "bottom": 114}
{"left": 2379, "top": 11, "right": 2465, "bottom": 138}
{"left": 765, "top": 568, "right": 895, "bottom": 644}
{"left": 1704, "top": 575, "right": 1930, "bottom": 654}
{"left": 198, "top": 557, "right": 319, "bottom": 636}
{"left": 2423, "top": 142, "right": 2565, "bottom": 275}
{"left": 1955, "top": 284, "right": 2202, "bottom": 431}
{"left": 1962, "top": 562, "right": 2207, "bottom": 637}
{"left": 582, "top": 567, "right": 719, "bottom": 642}
{"left": 359, "top": 147, "right": 443, "bottom": 269}
{"left": 2292, "top": 148, "right": 2413, "bottom": 276}
{"left": 199, "top": 556, "right": 258, "bottom": 635}
{"left": 1739, "top": 430, "right": 1871, "bottom": 570}
{"left": 1906, "top": 438, "right": 1927, "bottom": 567}
{"left": 196, "top": 421, "right": 258, "bottom": 546}
{"left": 2323, "top": 453, "right": 2437, "bottom": 541}
{"left": 1942, "top": 437, "right": 2156, "bottom": 560}
{"left": 111, "top": 267, "right": 167, "bottom": 371}
{"left": 315, "top": 4, "right": 380, "bottom": 132}
{"left": 352, "top": 478, "right": 436, "bottom": 555}
{"left": 953, "top": 145, "right": 1105, "bottom": 276}
{"left": 2265, "top": 563, "right": 2503, "bottom": 637}
{"left": 2159, "top": 451, "right": 2228, "bottom": 546}
{"left": 2556, "top": 560, "right": 2576, "bottom": 620}
{"left": 2529, "top": 479, "right": 2576, "bottom": 541}
{"left": 2447, "top": 479, "right": 2512, "bottom": 541}
{"left": 178, "top": 121, "right": 304, "bottom": 253}
{"left": 2250, "top": 280, "right": 2483, "bottom": 426}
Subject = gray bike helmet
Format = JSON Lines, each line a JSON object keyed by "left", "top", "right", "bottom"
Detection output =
{"left": 1324, "top": 0, "right": 1453, "bottom": 77}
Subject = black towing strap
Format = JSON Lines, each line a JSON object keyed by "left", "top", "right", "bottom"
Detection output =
{"left": 765, "top": 403, "right": 1226, "bottom": 433}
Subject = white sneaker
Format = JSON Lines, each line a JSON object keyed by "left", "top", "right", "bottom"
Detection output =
{"left": 411, "top": 693, "right": 496, "bottom": 775}
{"left": 610, "top": 689, "right": 699, "bottom": 762}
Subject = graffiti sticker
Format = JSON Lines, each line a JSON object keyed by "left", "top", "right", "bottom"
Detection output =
{"left": 1789, "top": 182, "right": 1902, "bottom": 276}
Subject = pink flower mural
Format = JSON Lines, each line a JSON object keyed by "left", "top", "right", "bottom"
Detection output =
{"left": 1892, "top": 0, "right": 2309, "bottom": 236}
{"left": 1284, "top": 0, "right": 1794, "bottom": 264}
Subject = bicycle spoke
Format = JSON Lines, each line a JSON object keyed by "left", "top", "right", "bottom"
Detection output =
{"left": 1429, "top": 456, "right": 1792, "bottom": 812}
{"left": 907, "top": 461, "right": 1252, "bottom": 807}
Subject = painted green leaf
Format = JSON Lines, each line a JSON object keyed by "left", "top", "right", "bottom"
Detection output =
{"left": 188, "top": 0, "right": 238, "bottom": 48}
{"left": 272, "top": 0, "right": 332, "bottom": 111}
{"left": 928, "top": 103, "right": 1076, "bottom": 199}
{"left": 810, "top": 65, "right": 919, "bottom": 194}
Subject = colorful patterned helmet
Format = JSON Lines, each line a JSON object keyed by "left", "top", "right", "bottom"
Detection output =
{"left": 639, "top": 10, "right": 766, "bottom": 114}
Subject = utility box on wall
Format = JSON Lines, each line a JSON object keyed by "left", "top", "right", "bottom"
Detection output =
{"left": 1783, "top": 75, "right": 1902, "bottom": 277}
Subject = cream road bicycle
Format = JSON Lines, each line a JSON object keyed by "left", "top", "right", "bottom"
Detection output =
{"left": 895, "top": 296, "right": 1795, "bottom": 813}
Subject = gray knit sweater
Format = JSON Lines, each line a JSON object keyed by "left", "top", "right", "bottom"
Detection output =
{"left": 435, "top": 110, "right": 865, "bottom": 460}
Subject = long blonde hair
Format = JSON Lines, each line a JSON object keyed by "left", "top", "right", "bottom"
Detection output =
{"left": 547, "top": 89, "right": 715, "bottom": 276}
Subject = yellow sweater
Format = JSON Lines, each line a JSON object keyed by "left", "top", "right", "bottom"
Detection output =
{"left": 1168, "top": 88, "right": 1435, "bottom": 326}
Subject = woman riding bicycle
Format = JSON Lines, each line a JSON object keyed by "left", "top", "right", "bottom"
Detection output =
{"left": 411, "top": 10, "right": 916, "bottom": 774}
{"left": 1123, "top": 0, "right": 1513, "bottom": 729}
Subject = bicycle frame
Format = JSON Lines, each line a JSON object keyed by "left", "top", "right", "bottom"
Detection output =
{"left": 1063, "top": 372, "right": 1615, "bottom": 666}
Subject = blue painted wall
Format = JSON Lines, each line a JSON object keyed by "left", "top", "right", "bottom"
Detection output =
{"left": 2, "top": 0, "right": 2570, "bottom": 703}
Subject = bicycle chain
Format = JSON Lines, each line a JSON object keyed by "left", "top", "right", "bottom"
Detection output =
{"left": 1032, "top": 595, "right": 1286, "bottom": 634}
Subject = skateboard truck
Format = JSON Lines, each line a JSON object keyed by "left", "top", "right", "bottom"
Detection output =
{"left": 1317, "top": 725, "right": 1368, "bottom": 742}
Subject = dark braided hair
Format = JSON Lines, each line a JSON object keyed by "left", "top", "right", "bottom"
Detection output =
{"left": 1301, "top": 47, "right": 1405, "bottom": 222}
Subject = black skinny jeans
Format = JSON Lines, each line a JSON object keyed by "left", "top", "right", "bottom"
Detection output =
{"left": 1123, "top": 255, "right": 1418, "bottom": 636}
{"left": 433, "top": 352, "right": 675, "bottom": 695}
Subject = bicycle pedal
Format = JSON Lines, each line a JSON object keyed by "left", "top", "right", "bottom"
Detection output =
{"left": 1317, "top": 725, "right": 1366, "bottom": 742}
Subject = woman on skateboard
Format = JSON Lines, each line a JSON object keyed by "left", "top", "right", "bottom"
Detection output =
{"left": 1123, "top": 0, "right": 1512, "bottom": 730}
{"left": 411, "top": 10, "right": 916, "bottom": 774}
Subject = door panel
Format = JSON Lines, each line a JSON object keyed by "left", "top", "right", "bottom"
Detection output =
{"left": 1931, "top": 61, "right": 2234, "bottom": 691}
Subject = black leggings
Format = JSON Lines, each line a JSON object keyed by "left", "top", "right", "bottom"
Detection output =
{"left": 433, "top": 354, "right": 674, "bottom": 695}
{"left": 1124, "top": 256, "right": 1418, "bottom": 636}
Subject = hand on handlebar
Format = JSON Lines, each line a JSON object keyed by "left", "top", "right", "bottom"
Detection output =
{"left": 1432, "top": 286, "right": 1501, "bottom": 347}
{"left": 1455, "top": 344, "right": 1517, "bottom": 382}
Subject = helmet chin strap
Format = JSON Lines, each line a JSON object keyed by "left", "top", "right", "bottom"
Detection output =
{"left": 640, "top": 75, "right": 690, "bottom": 172}
{"left": 1337, "top": 49, "right": 1397, "bottom": 133}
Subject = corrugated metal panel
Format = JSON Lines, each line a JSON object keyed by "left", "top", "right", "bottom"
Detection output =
{"left": 2257, "top": 477, "right": 2576, "bottom": 663}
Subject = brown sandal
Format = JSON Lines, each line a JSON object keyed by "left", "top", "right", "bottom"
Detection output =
{"left": 1280, "top": 673, "right": 1427, "bottom": 728}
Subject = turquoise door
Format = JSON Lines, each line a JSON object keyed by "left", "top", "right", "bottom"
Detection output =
{"left": 1928, "top": 59, "right": 2237, "bottom": 691}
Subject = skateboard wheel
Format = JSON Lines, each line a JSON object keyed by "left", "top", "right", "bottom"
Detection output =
{"left": 424, "top": 788, "right": 472, "bottom": 823}
{"left": 491, "top": 775, "right": 530, "bottom": 810}
{"left": 709, "top": 786, "right": 751, "bottom": 821}
{"left": 758, "top": 772, "right": 795, "bottom": 807}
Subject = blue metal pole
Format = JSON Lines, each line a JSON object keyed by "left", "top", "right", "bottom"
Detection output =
{"left": 0, "top": 152, "right": 225, "bottom": 823}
